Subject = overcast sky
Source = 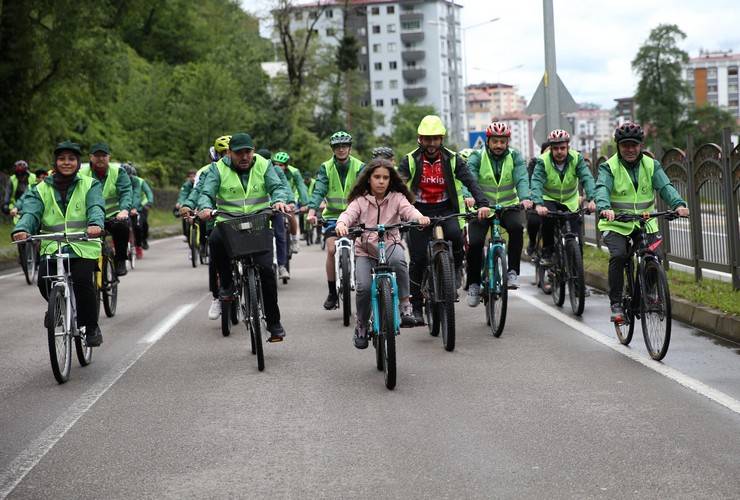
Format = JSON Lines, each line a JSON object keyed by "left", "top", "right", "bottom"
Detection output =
{"left": 241, "top": 0, "right": 740, "bottom": 109}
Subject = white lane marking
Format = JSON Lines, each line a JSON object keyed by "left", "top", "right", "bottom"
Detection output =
{"left": 513, "top": 291, "right": 740, "bottom": 416}
{"left": 0, "top": 299, "right": 202, "bottom": 499}
{"left": 0, "top": 271, "right": 22, "bottom": 281}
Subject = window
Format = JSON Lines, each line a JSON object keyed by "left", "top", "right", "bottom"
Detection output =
{"left": 387, "top": 5, "right": 395, "bottom": 14}
{"left": 391, "top": 98, "right": 399, "bottom": 105}
{"left": 387, "top": 42, "right": 396, "bottom": 52}
{"left": 387, "top": 24, "right": 396, "bottom": 33}
{"left": 373, "top": 44, "right": 381, "bottom": 53}
{"left": 372, "top": 25, "right": 381, "bottom": 34}
{"left": 326, "top": 28, "right": 335, "bottom": 36}
{"left": 389, "top": 80, "right": 398, "bottom": 89}
{"left": 389, "top": 61, "right": 397, "bottom": 70}
{"left": 374, "top": 62, "right": 382, "bottom": 70}
{"left": 371, "top": 6, "right": 380, "bottom": 15}
{"left": 359, "top": 63, "right": 368, "bottom": 71}
{"left": 374, "top": 81, "right": 383, "bottom": 90}
{"left": 375, "top": 99, "right": 384, "bottom": 107}
{"left": 325, "top": 9, "right": 333, "bottom": 18}
{"left": 401, "top": 20, "right": 421, "bottom": 30}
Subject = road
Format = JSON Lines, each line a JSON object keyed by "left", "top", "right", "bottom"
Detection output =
{"left": 1, "top": 236, "right": 739, "bottom": 499}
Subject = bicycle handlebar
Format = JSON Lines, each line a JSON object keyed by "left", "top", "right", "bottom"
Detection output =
{"left": 599, "top": 210, "right": 687, "bottom": 222}
{"left": 12, "top": 232, "right": 98, "bottom": 244}
{"left": 346, "top": 221, "right": 420, "bottom": 237}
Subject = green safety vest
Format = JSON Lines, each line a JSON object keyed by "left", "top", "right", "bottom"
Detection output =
{"left": 307, "top": 178, "right": 316, "bottom": 198}
{"left": 322, "top": 156, "right": 363, "bottom": 219}
{"left": 9, "top": 173, "right": 37, "bottom": 208}
{"left": 287, "top": 165, "right": 301, "bottom": 197}
{"left": 478, "top": 149, "right": 519, "bottom": 208}
{"left": 598, "top": 154, "right": 658, "bottom": 235}
{"left": 406, "top": 148, "right": 466, "bottom": 226}
{"left": 36, "top": 176, "right": 101, "bottom": 259}
{"left": 541, "top": 150, "right": 580, "bottom": 211}
{"left": 139, "top": 178, "right": 150, "bottom": 206}
{"left": 214, "top": 156, "right": 271, "bottom": 223}
{"left": 79, "top": 163, "right": 122, "bottom": 217}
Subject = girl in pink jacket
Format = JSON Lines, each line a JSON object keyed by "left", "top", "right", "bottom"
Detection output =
{"left": 336, "top": 158, "right": 430, "bottom": 349}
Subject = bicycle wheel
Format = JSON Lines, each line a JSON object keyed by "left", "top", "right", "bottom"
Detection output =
{"left": 378, "top": 277, "right": 396, "bottom": 389}
{"left": 640, "top": 259, "right": 672, "bottom": 360}
{"left": 615, "top": 261, "right": 635, "bottom": 345}
{"left": 20, "top": 243, "right": 32, "bottom": 285}
{"left": 128, "top": 242, "right": 136, "bottom": 270}
{"left": 247, "top": 268, "right": 265, "bottom": 371}
{"left": 47, "top": 286, "right": 72, "bottom": 384}
{"left": 221, "top": 298, "right": 232, "bottom": 337}
{"left": 551, "top": 246, "right": 566, "bottom": 307}
{"left": 340, "top": 248, "right": 352, "bottom": 327}
{"left": 102, "top": 256, "right": 118, "bottom": 317}
{"left": 189, "top": 225, "right": 198, "bottom": 268}
{"left": 435, "top": 252, "right": 456, "bottom": 352}
{"left": 565, "top": 239, "right": 585, "bottom": 316}
{"left": 488, "top": 246, "right": 508, "bottom": 337}
{"left": 27, "top": 242, "right": 38, "bottom": 285}
{"left": 75, "top": 329, "right": 93, "bottom": 367}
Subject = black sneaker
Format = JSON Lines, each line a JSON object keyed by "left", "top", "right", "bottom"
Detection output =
{"left": 353, "top": 325, "right": 369, "bottom": 349}
{"left": 610, "top": 304, "right": 625, "bottom": 324}
{"left": 411, "top": 302, "right": 425, "bottom": 326}
{"left": 323, "top": 293, "right": 339, "bottom": 310}
{"left": 266, "top": 322, "right": 285, "bottom": 342}
{"left": 526, "top": 244, "right": 536, "bottom": 257}
{"left": 115, "top": 260, "right": 128, "bottom": 276}
{"left": 142, "top": 240, "right": 149, "bottom": 250}
{"left": 86, "top": 327, "right": 103, "bottom": 347}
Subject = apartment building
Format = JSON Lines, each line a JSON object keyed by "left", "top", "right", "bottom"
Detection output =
{"left": 683, "top": 49, "right": 740, "bottom": 118}
{"left": 465, "top": 82, "right": 527, "bottom": 132}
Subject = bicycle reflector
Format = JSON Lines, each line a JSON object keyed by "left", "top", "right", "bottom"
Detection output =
{"left": 647, "top": 238, "right": 664, "bottom": 253}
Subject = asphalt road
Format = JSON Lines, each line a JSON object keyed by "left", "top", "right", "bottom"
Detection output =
{"left": 1, "top": 236, "right": 739, "bottom": 499}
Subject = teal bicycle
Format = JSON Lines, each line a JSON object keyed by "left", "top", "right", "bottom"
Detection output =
{"left": 348, "top": 222, "right": 416, "bottom": 390}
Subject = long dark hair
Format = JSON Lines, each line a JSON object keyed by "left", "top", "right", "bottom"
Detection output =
{"left": 347, "top": 158, "right": 415, "bottom": 203}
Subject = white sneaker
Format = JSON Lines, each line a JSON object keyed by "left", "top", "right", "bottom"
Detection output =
{"left": 466, "top": 284, "right": 481, "bottom": 307}
{"left": 278, "top": 265, "right": 290, "bottom": 279}
{"left": 290, "top": 239, "right": 300, "bottom": 254}
{"left": 507, "top": 270, "right": 519, "bottom": 290}
{"left": 208, "top": 299, "right": 221, "bottom": 320}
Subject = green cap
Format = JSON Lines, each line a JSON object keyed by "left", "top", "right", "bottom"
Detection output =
{"left": 54, "top": 140, "right": 82, "bottom": 156}
{"left": 229, "top": 133, "right": 254, "bottom": 152}
{"left": 90, "top": 142, "right": 111, "bottom": 154}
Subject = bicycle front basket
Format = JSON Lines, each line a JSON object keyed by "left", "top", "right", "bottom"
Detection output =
{"left": 220, "top": 212, "right": 273, "bottom": 258}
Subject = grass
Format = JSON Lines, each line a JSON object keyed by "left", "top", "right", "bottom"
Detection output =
{"left": 582, "top": 245, "right": 739, "bottom": 316}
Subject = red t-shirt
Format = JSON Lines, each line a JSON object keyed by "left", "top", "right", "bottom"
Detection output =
{"left": 415, "top": 154, "right": 449, "bottom": 204}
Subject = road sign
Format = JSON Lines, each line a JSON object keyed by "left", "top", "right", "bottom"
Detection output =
{"left": 468, "top": 131, "right": 486, "bottom": 149}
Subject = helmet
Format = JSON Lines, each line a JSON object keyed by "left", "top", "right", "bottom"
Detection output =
{"left": 14, "top": 160, "right": 29, "bottom": 174}
{"left": 213, "top": 135, "right": 232, "bottom": 153}
{"left": 121, "top": 163, "right": 134, "bottom": 176}
{"left": 459, "top": 148, "right": 474, "bottom": 161}
{"left": 485, "top": 121, "right": 511, "bottom": 138}
{"left": 417, "top": 115, "right": 446, "bottom": 136}
{"left": 614, "top": 121, "right": 644, "bottom": 144}
{"left": 371, "top": 146, "right": 394, "bottom": 159}
{"left": 547, "top": 129, "right": 570, "bottom": 143}
{"left": 329, "top": 131, "right": 353, "bottom": 146}
{"left": 272, "top": 151, "right": 290, "bottom": 164}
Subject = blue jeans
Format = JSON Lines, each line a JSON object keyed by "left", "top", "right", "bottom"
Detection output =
{"left": 273, "top": 212, "right": 288, "bottom": 266}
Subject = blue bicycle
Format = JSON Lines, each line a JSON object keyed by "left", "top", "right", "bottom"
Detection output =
{"left": 348, "top": 222, "right": 415, "bottom": 390}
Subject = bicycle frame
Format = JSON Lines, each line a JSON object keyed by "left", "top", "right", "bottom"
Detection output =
{"left": 369, "top": 225, "right": 401, "bottom": 334}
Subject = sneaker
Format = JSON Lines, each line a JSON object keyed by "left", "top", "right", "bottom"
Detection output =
{"left": 323, "top": 293, "right": 339, "bottom": 310}
{"left": 135, "top": 246, "right": 143, "bottom": 259}
{"left": 86, "top": 327, "right": 103, "bottom": 347}
{"left": 610, "top": 304, "right": 625, "bottom": 324}
{"left": 400, "top": 302, "right": 415, "bottom": 328}
{"left": 290, "top": 239, "right": 300, "bottom": 254}
{"left": 467, "top": 283, "right": 481, "bottom": 307}
{"left": 142, "top": 240, "right": 149, "bottom": 250}
{"left": 115, "top": 260, "right": 128, "bottom": 276}
{"left": 278, "top": 265, "right": 290, "bottom": 280}
{"left": 267, "top": 322, "right": 286, "bottom": 342}
{"left": 411, "top": 302, "right": 425, "bottom": 326}
{"left": 526, "top": 243, "right": 536, "bottom": 257}
{"left": 507, "top": 270, "right": 519, "bottom": 289}
{"left": 353, "top": 324, "right": 369, "bottom": 349}
{"left": 208, "top": 298, "right": 221, "bottom": 320}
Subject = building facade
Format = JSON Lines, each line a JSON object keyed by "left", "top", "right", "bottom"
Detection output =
{"left": 275, "top": 0, "right": 466, "bottom": 144}
{"left": 464, "top": 82, "right": 527, "bottom": 133}
{"left": 683, "top": 50, "right": 740, "bottom": 119}
{"left": 565, "top": 105, "right": 613, "bottom": 156}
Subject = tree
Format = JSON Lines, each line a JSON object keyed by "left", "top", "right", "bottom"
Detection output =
{"left": 678, "top": 105, "right": 738, "bottom": 146}
{"left": 632, "top": 24, "right": 690, "bottom": 148}
{"left": 389, "top": 102, "right": 437, "bottom": 155}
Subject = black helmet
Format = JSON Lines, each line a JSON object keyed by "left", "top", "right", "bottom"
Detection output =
{"left": 371, "top": 146, "right": 394, "bottom": 159}
{"left": 614, "top": 121, "right": 644, "bottom": 144}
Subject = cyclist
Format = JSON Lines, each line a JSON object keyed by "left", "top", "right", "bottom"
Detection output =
{"left": 397, "top": 115, "right": 490, "bottom": 324}
{"left": 258, "top": 148, "right": 294, "bottom": 281}
{"left": 530, "top": 129, "right": 596, "bottom": 268}
{"left": 12, "top": 141, "right": 105, "bottom": 346}
{"left": 79, "top": 143, "right": 133, "bottom": 276}
{"left": 197, "top": 132, "right": 293, "bottom": 340}
{"left": 34, "top": 169, "right": 49, "bottom": 183}
{"left": 181, "top": 135, "right": 230, "bottom": 320}
{"left": 271, "top": 151, "right": 309, "bottom": 255}
{"left": 176, "top": 170, "right": 197, "bottom": 238}
{"left": 464, "top": 121, "right": 532, "bottom": 306}
{"left": 595, "top": 122, "right": 689, "bottom": 323}
{"left": 526, "top": 141, "right": 550, "bottom": 256}
{"left": 307, "top": 131, "right": 365, "bottom": 310}
{"left": 132, "top": 166, "right": 153, "bottom": 250}
{"left": 3, "top": 160, "right": 37, "bottom": 218}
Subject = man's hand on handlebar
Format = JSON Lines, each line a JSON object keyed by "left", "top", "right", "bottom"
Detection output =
{"left": 600, "top": 209, "right": 615, "bottom": 221}
{"left": 676, "top": 206, "right": 689, "bottom": 217}
{"left": 272, "top": 202, "right": 289, "bottom": 214}
{"left": 12, "top": 231, "right": 28, "bottom": 242}
{"left": 116, "top": 209, "right": 129, "bottom": 221}
{"left": 87, "top": 225, "right": 102, "bottom": 238}
{"left": 464, "top": 197, "right": 475, "bottom": 209}
{"left": 535, "top": 205, "right": 548, "bottom": 217}
{"left": 521, "top": 199, "right": 534, "bottom": 210}
{"left": 198, "top": 208, "right": 213, "bottom": 221}
{"left": 130, "top": 208, "right": 138, "bottom": 216}
{"left": 477, "top": 206, "right": 491, "bottom": 220}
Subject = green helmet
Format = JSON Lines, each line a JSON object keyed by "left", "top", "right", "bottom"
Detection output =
{"left": 272, "top": 151, "right": 290, "bottom": 164}
{"left": 329, "top": 131, "right": 352, "bottom": 147}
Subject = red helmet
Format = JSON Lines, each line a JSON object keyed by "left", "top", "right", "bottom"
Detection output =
{"left": 547, "top": 129, "right": 570, "bottom": 143}
{"left": 14, "top": 160, "right": 29, "bottom": 175}
{"left": 486, "top": 121, "right": 511, "bottom": 138}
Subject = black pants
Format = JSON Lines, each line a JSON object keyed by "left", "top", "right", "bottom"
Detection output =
{"left": 466, "top": 209, "right": 524, "bottom": 285}
{"left": 138, "top": 208, "right": 149, "bottom": 244}
{"left": 526, "top": 210, "right": 540, "bottom": 250}
{"left": 408, "top": 202, "right": 463, "bottom": 304}
{"left": 209, "top": 225, "right": 280, "bottom": 325}
{"left": 105, "top": 219, "right": 129, "bottom": 263}
{"left": 603, "top": 230, "right": 662, "bottom": 305}
{"left": 540, "top": 201, "right": 582, "bottom": 252}
{"left": 38, "top": 257, "right": 98, "bottom": 332}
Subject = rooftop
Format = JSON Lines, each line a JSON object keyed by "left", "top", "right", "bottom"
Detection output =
{"left": 688, "top": 49, "right": 740, "bottom": 63}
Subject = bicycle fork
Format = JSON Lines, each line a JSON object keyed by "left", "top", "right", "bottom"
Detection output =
{"left": 334, "top": 239, "right": 356, "bottom": 291}
{"left": 370, "top": 272, "right": 401, "bottom": 335}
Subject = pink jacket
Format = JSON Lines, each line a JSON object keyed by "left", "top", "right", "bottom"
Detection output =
{"left": 337, "top": 192, "right": 423, "bottom": 258}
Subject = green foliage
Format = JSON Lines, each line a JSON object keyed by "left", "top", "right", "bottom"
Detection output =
{"left": 678, "top": 105, "right": 738, "bottom": 146}
{"left": 389, "top": 102, "right": 437, "bottom": 155}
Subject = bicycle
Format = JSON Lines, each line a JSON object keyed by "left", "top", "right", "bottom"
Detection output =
{"left": 217, "top": 209, "right": 279, "bottom": 371}
{"left": 318, "top": 217, "right": 355, "bottom": 327}
{"left": 18, "top": 238, "right": 40, "bottom": 285}
{"left": 605, "top": 211, "right": 684, "bottom": 361}
{"left": 346, "top": 222, "right": 416, "bottom": 390}
{"left": 185, "top": 211, "right": 202, "bottom": 268}
{"left": 97, "top": 223, "right": 120, "bottom": 318}
{"left": 533, "top": 208, "right": 587, "bottom": 316}
{"left": 14, "top": 232, "right": 98, "bottom": 383}
{"left": 420, "top": 212, "right": 466, "bottom": 352}
{"left": 127, "top": 213, "right": 139, "bottom": 271}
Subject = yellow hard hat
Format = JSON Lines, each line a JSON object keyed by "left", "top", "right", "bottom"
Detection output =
{"left": 417, "top": 115, "right": 446, "bottom": 136}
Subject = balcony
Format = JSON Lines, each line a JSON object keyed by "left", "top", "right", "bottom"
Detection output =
{"left": 403, "top": 87, "right": 427, "bottom": 99}
{"left": 401, "top": 50, "right": 425, "bottom": 63}
{"left": 401, "top": 31, "right": 424, "bottom": 44}
{"left": 402, "top": 68, "right": 426, "bottom": 80}
{"left": 399, "top": 12, "right": 424, "bottom": 24}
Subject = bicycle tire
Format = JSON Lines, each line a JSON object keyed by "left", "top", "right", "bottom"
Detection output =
{"left": 436, "top": 252, "right": 456, "bottom": 352}
{"left": 75, "top": 330, "right": 93, "bottom": 367}
{"left": 25, "top": 242, "right": 38, "bottom": 285}
{"left": 221, "top": 298, "right": 232, "bottom": 336}
{"left": 20, "top": 243, "right": 32, "bottom": 285}
{"left": 129, "top": 242, "right": 136, "bottom": 270}
{"left": 340, "top": 248, "right": 352, "bottom": 326}
{"left": 247, "top": 267, "right": 265, "bottom": 371}
{"left": 189, "top": 225, "right": 198, "bottom": 268}
{"left": 565, "top": 239, "right": 585, "bottom": 316}
{"left": 48, "top": 286, "right": 72, "bottom": 384}
{"left": 102, "top": 255, "right": 118, "bottom": 317}
{"left": 615, "top": 260, "right": 635, "bottom": 345}
{"left": 488, "top": 246, "right": 508, "bottom": 338}
{"left": 640, "top": 258, "right": 672, "bottom": 361}
{"left": 378, "top": 277, "right": 396, "bottom": 389}
{"left": 551, "top": 246, "right": 566, "bottom": 307}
